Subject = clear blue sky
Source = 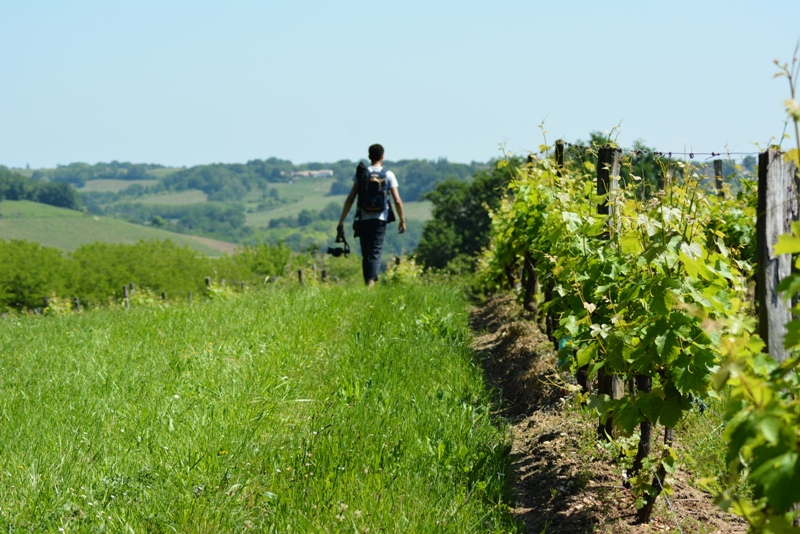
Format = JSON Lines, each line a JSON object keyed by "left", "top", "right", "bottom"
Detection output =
{"left": 2, "top": 1, "right": 799, "bottom": 168}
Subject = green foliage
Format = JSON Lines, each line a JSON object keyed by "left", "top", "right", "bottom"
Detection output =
{"left": 710, "top": 225, "right": 800, "bottom": 530}
{"left": 69, "top": 240, "right": 211, "bottom": 301}
{"left": 479, "top": 148, "right": 756, "bottom": 521}
{"left": 383, "top": 256, "right": 423, "bottom": 284}
{"left": 0, "top": 168, "right": 82, "bottom": 210}
{"left": 0, "top": 240, "right": 73, "bottom": 309}
{"left": 416, "top": 157, "right": 518, "bottom": 271}
{"left": 231, "top": 241, "right": 293, "bottom": 278}
{"left": 707, "top": 48, "right": 800, "bottom": 532}
{"left": 0, "top": 239, "right": 299, "bottom": 311}
{"left": 0, "top": 284, "right": 516, "bottom": 531}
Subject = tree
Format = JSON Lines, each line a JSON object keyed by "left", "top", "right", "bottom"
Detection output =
{"left": 416, "top": 157, "right": 518, "bottom": 270}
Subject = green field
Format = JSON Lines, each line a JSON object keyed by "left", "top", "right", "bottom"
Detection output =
{"left": 0, "top": 201, "right": 235, "bottom": 256}
{"left": 0, "top": 284, "right": 516, "bottom": 531}
{"left": 133, "top": 189, "right": 208, "bottom": 205}
{"left": 80, "top": 179, "right": 159, "bottom": 193}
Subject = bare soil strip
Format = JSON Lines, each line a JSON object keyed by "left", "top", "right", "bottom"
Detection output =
{"left": 470, "top": 295, "right": 747, "bottom": 533}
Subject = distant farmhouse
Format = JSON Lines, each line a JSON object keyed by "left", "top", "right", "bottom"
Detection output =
{"left": 288, "top": 170, "right": 334, "bottom": 178}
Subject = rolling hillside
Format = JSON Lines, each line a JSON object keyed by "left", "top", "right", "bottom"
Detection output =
{"left": 0, "top": 200, "right": 237, "bottom": 256}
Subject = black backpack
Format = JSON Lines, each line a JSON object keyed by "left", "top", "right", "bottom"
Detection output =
{"left": 356, "top": 162, "right": 389, "bottom": 214}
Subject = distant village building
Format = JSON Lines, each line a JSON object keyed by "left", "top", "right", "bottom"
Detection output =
{"left": 289, "top": 170, "right": 334, "bottom": 178}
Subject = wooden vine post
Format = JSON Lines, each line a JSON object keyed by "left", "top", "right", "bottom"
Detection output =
{"left": 555, "top": 139, "right": 565, "bottom": 176}
{"left": 756, "top": 148, "right": 798, "bottom": 363}
{"left": 596, "top": 146, "right": 624, "bottom": 439}
{"left": 713, "top": 159, "right": 725, "bottom": 198}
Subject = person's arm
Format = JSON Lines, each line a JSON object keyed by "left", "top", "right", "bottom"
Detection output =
{"left": 390, "top": 187, "right": 405, "bottom": 234}
{"left": 338, "top": 182, "right": 358, "bottom": 231}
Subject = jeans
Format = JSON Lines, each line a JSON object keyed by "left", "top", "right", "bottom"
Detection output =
{"left": 358, "top": 219, "right": 387, "bottom": 283}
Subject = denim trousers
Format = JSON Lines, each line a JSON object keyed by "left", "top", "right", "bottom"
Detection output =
{"left": 358, "top": 219, "right": 387, "bottom": 283}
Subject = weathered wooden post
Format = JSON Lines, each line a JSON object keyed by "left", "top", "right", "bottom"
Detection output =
{"left": 188, "top": 291, "right": 193, "bottom": 304}
{"left": 73, "top": 297, "right": 81, "bottom": 313}
{"left": 161, "top": 292, "right": 166, "bottom": 301}
{"left": 522, "top": 252, "right": 539, "bottom": 314}
{"left": 539, "top": 141, "right": 568, "bottom": 341}
{"left": 756, "top": 148, "right": 798, "bottom": 363}
{"left": 713, "top": 159, "right": 725, "bottom": 198}
{"left": 555, "top": 139, "right": 565, "bottom": 177}
{"left": 205, "top": 276, "right": 211, "bottom": 288}
{"left": 596, "top": 146, "right": 625, "bottom": 439}
{"left": 321, "top": 270, "right": 328, "bottom": 283}
{"left": 298, "top": 269, "right": 304, "bottom": 286}
{"left": 597, "top": 146, "right": 621, "bottom": 221}
{"left": 240, "top": 282, "right": 245, "bottom": 292}
{"left": 124, "top": 285, "right": 130, "bottom": 309}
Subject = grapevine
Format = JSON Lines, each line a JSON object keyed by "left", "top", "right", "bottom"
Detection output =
{"left": 480, "top": 145, "right": 756, "bottom": 522}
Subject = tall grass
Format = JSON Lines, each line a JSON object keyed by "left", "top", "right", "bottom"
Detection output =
{"left": 0, "top": 284, "right": 515, "bottom": 532}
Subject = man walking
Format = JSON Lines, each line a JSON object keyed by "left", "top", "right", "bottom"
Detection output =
{"left": 337, "top": 144, "right": 405, "bottom": 287}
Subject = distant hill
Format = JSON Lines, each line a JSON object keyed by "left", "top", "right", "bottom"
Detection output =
{"left": 0, "top": 200, "right": 237, "bottom": 256}
{"left": 8, "top": 157, "right": 485, "bottom": 255}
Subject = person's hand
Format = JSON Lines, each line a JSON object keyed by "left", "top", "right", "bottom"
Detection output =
{"left": 399, "top": 220, "right": 406, "bottom": 234}
{"left": 336, "top": 223, "right": 345, "bottom": 240}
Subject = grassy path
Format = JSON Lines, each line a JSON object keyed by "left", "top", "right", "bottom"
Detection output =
{"left": 0, "top": 284, "right": 516, "bottom": 532}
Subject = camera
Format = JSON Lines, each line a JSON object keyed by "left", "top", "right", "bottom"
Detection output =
{"left": 327, "top": 226, "right": 350, "bottom": 258}
{"left": 327, "top": 246, "right": 348, "bottom": 257}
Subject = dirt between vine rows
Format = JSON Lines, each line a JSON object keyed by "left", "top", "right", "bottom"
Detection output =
{"left": 470, "top": 295, "right": 748, "bottom": 534}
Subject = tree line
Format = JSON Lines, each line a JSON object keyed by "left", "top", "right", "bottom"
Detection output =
{"left": 329, "top": 158, "right": 487, "bottom": 201}
{"left": 0, "top": 167, "right": 82, "bottom": 210}
{"left": 32, "top": 161, "right": 165, "bottom": 188}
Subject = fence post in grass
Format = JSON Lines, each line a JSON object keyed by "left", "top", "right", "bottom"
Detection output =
{"left": 321, "top": 270, "right": 328, "bottom": 283}
{"left": 713, "top": 159, "right": 725, "bottom": 198}
{"left": 129, "top": 282, "right": 135, "bottom": 294}
{"left": 124, "top": 285, "right": 130, "bottom": 309}
{"left": 73, "top": 297, "right": 81, "bottom": 313}
{"left": 205, "top": 276, "right": 211, "bottom": 288}
{"left": 756, "top": 148, "right": 798, "bottom": 363}
{"left": 161, "top": 292, "right": 166, "bottom": 301}
{"left": 596, "top": 146, "right": 624, "bottom": 439}
{"left": 298, "top": 269, "right": 304, "bottom": 286}
{"left": 240, "top": 281, "right": 245, "bottom": 293}
{"left": 188, "top": 291, "right": 193, "bottom": 304}
{"left": 43, "top": 296, "right": 49, "bottom": 309}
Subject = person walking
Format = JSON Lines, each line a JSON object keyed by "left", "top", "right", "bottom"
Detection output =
{"left": 337, "top": 144, "right": 405, "bottom": 287}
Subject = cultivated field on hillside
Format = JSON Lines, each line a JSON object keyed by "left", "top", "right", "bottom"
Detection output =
{"left": 0, "top": 201, "right": 233, "bottom": 255}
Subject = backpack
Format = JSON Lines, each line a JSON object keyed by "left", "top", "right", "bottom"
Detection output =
{"left": 356, "top": 162, "right": 389, "bottom": 214}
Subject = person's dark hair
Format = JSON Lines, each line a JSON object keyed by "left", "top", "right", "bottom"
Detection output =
{"left": 368, "top": 144, "right": 384, "bottom": 164}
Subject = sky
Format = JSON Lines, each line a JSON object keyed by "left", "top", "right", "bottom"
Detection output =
{"left": 2, "top": 1, "right": 799, "bottom": 169}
